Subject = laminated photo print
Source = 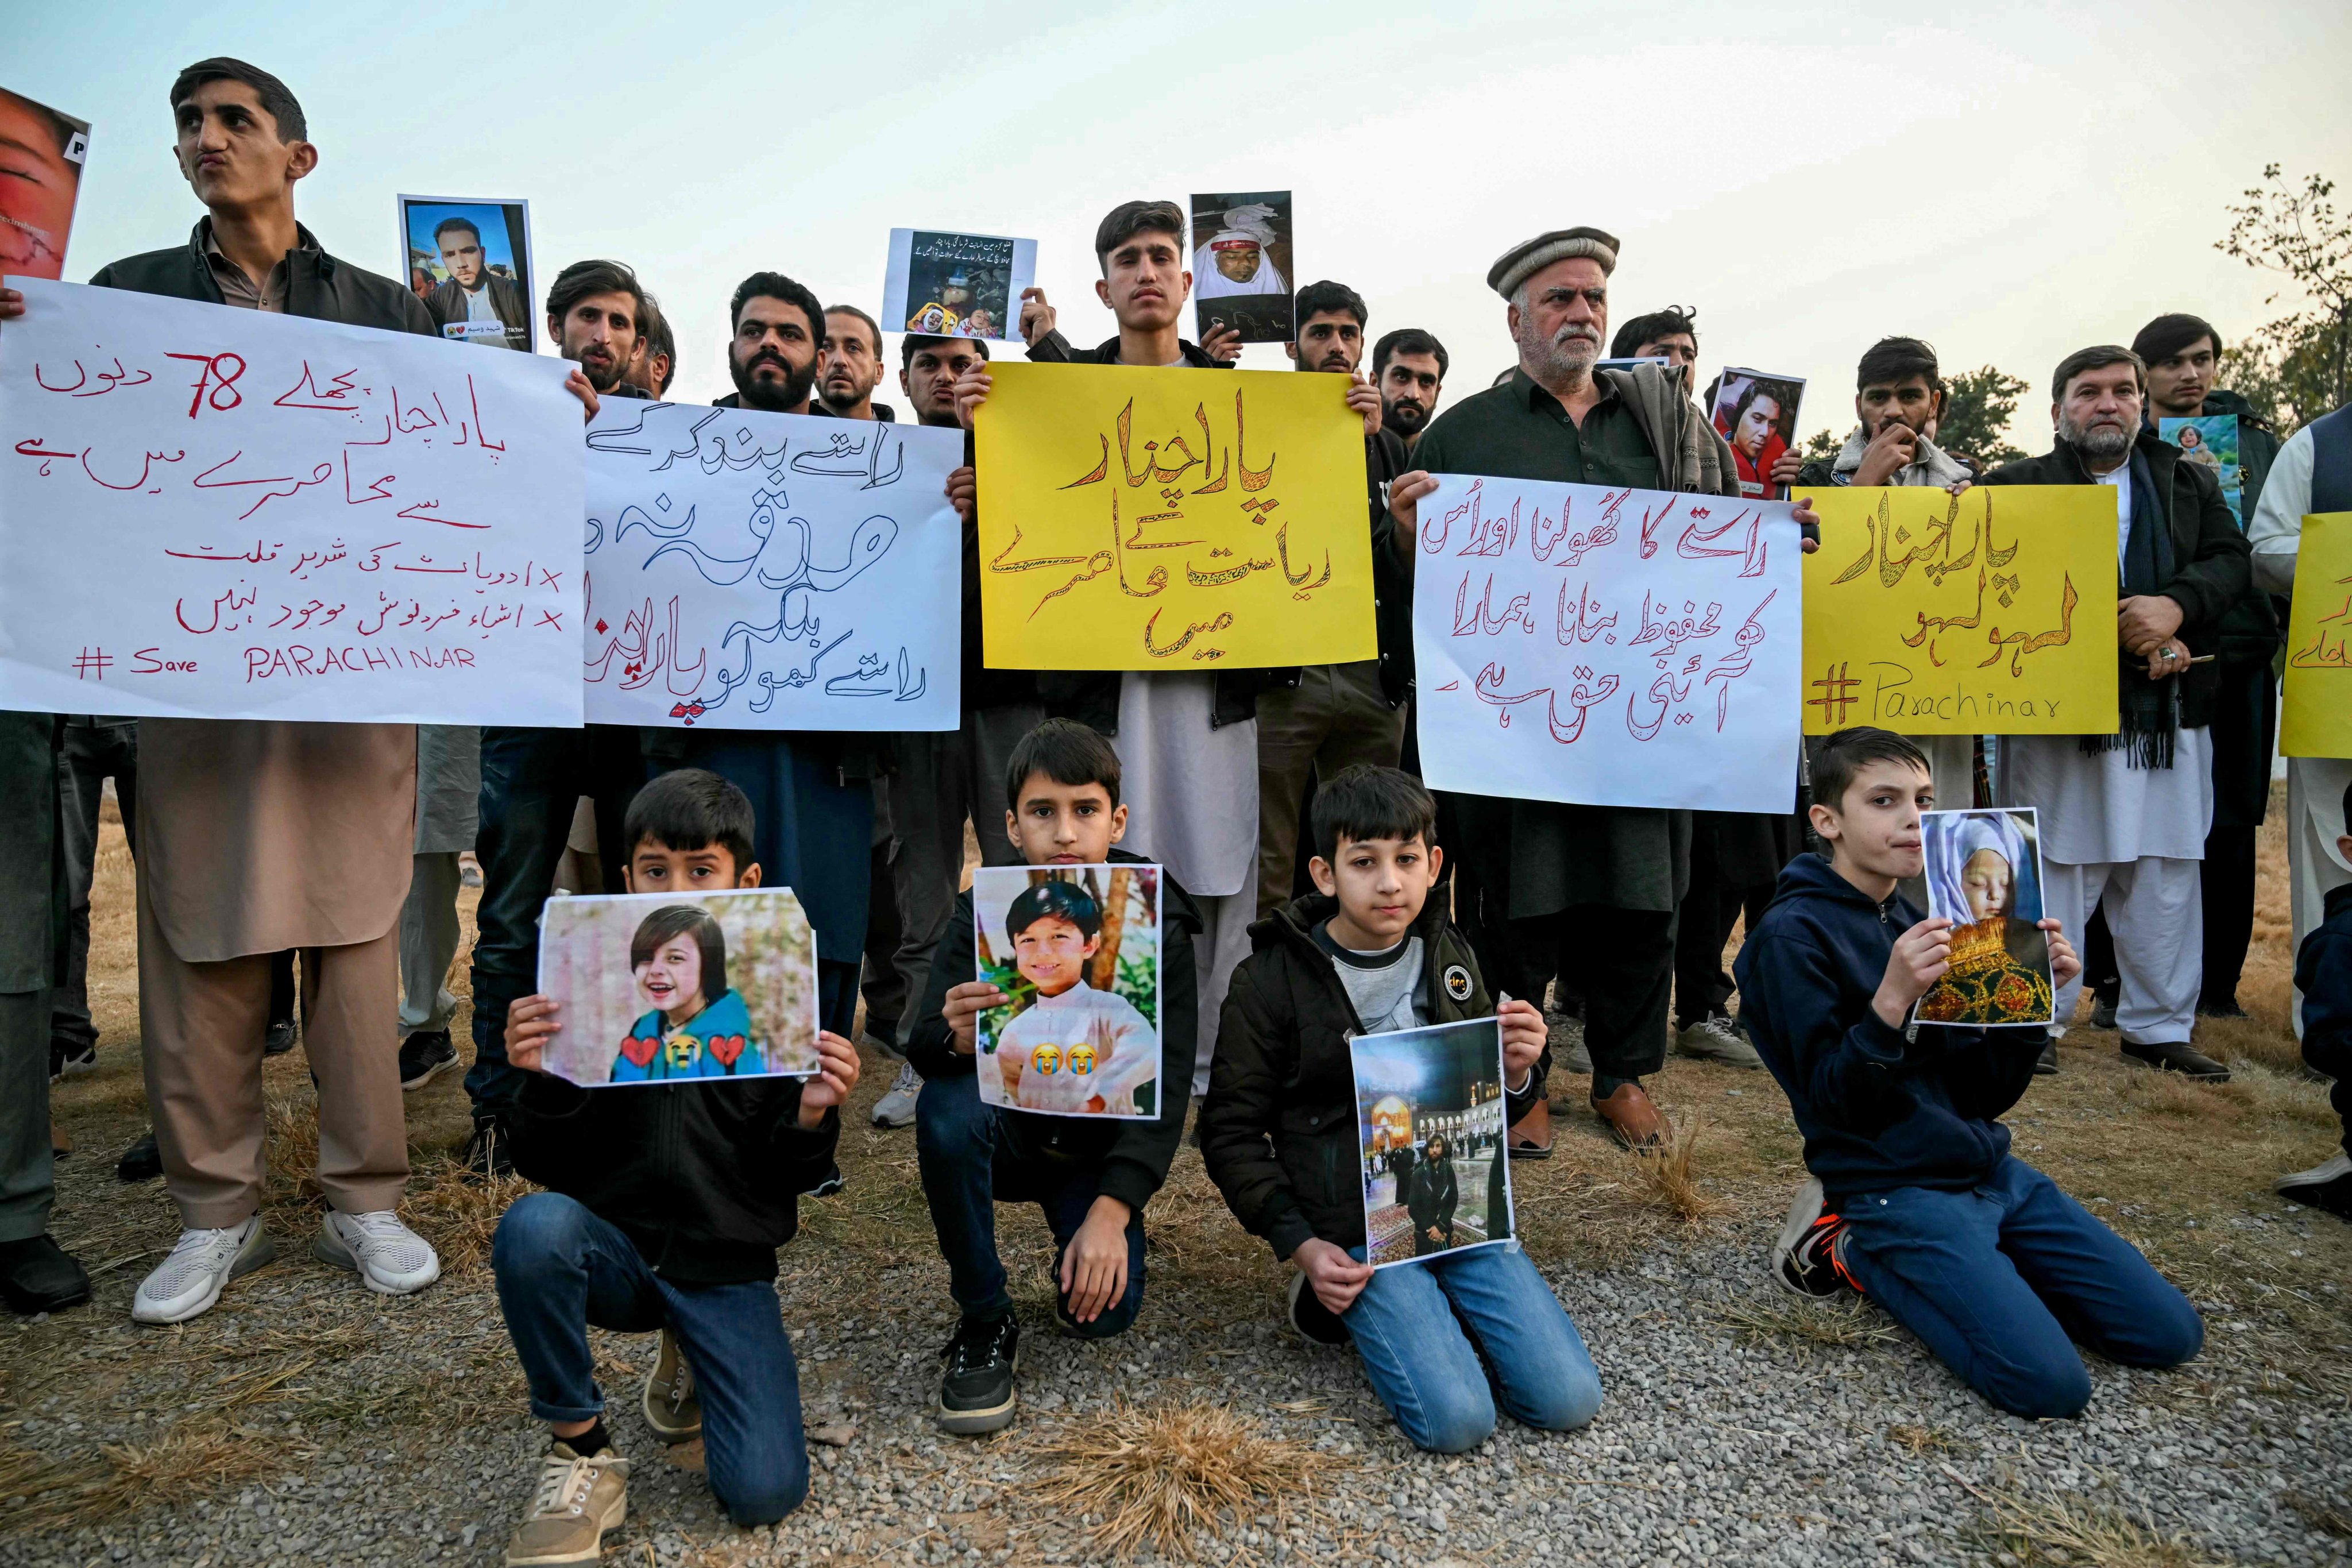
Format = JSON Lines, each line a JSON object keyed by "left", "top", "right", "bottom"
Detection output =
{"left": 0, "top": 85, "right": 91, "bottom": 281}
{"left": 397, "top": 195, "right": 536, "bottom": 352}
{"left": 1710, "top": 367, "right": 1805, "bottom": 500}
{"left": 971, "top": 863, "right": 1162, "bottom": 1119}
{"left": 2158, "top": 415, "right": 2245, "bottom": 528}
{"left": 883, "top": 228, "right": 1037, "bottom": 343}
{"left": 1189, "top": 190, "right": 1293, "bottom": 343}
{"left": 534, "top": 888, "right": 821, "bottom": 1088}
{"left": 1352, "top": 1017, "right": 1516, "bottom": 1269}
{"left": 1913, "top": 807, "right": 2056, "bottom": 1028}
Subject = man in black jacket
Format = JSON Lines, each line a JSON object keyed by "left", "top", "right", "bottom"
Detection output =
{"left": 906, "top": 721, "right": 1198, "bottom": 1435}
{"left": 495, "top": 770, "right": 855, "bottom": 1562}
{"left": 421, "top": 214, "right": 530, "bottom": 350}
{"left": 1979, "top": 346, "right": 2254, "bottom": 1082}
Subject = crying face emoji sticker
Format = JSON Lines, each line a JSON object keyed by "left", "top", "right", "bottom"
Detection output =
{"left": 1067, "top": 1042, "right": 1096, "bottom": 1075}
{"left": 1032, "top": 1043, "right": 1062, "bottom": 1076}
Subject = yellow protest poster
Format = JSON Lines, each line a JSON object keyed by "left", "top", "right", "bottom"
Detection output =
{"left": 973, "top": 362, "right": 1376, "bottom": 670}
{"left": 2281, "top": 512, "right": 2352, "bottom": 759}
{"left": 1801, "top": 486, "right": 2118, "bottom": 735}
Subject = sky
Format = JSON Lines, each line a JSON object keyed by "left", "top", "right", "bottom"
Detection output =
{"left": 14, "top": 1, "right": 2350, "bottom": 446}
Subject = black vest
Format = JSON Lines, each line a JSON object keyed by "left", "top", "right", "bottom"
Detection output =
{"left": 2311, "top": 403, "right": 2352, "bottom": 515}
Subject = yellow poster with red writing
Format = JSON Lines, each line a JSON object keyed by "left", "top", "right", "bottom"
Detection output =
{"left": 2281, "top": 512, "right": 2352, "bottom": 759}
{"left": 972, "top": 362, "right": 1375, "bottom": 670}
{"left": 1801, "top": 486, "right": 2119, "bottom": 735}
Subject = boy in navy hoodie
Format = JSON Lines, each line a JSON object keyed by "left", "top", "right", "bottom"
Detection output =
{"left": 1735, "top": 727, "right": 2202, "bottom": 1420}
{"left": 2275, "top": 779, "right": 2352, "bottom": 1218}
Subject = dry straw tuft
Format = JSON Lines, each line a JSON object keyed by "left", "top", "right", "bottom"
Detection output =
{"left": 2, "top": 1420, "right": 314, "bottom": 1535}
{"left": 1717, "top": 1293, "right": 1901, "bottom": 1351}
{"left": 1633, "top": 1114, "right": 1723, "bottom": 1223}
{"left": 1028, "top": 1399, "right": 1344, "bottom": 1562}
{"left": 1944, "top": 1460, "right": 2235, "bottom": 1568}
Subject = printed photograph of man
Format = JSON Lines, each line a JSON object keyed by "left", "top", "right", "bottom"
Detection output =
{"left": 400, "top": 196, "right": 532, "bottom": 351}
{"left": 1710, "top": 369, "right": 1805, "bottom": 500}
{"left": 1353, "top": 1018, "right": 1514, "bottom": 1267}
{"left": 0, "top": 86, "right": 89, "bottom": 281}
{"left": 1189, "top": 191, "right": 1293, "bottom": 343}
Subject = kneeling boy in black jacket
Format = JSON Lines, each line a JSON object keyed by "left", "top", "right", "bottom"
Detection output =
{"left": 492, "top": 769, "right": 859, "bottom": 1566}
{"left": 1202, "top": 765, "right": 1603, "bottom": 1454}
{"left": 2275, "top": 779, "right": 2352, "bottom": 1218}
{"left": 1737, "top": 727, "right": 2200, "bottom": 1420}
{"left": 907, "top": 719, "right": 1200, "bottom": 1435}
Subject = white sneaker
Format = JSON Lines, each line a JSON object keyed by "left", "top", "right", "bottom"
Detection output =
{"left": 1675, "top": 1015, "right": 1765, "bottom": 1069}
{"left": 872, "top": 1060, "right": 924, "bottom": 1129}
{"left": 133, "top": 1216, "right": 275, "bottom": 1324}
{"left": 314, "top": 1210, "right": 442, "bottom": 1295}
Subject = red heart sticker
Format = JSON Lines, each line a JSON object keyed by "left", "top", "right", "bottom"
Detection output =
{"left": 619, "top": 1033, "right": 659, "bottom": 1068}
{"left": 708, "top": 1034, "right": 746, "bottom": 1069}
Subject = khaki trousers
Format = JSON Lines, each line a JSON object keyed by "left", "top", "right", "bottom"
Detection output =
{"left": 1254, "top": 661, "right": 1405, "bottom": 918}
{"left": 138, "top": 879, "right": 409, "bottom": 1229}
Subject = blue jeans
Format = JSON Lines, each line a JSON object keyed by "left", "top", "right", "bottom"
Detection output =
{"left": 913, "top": 1071, "right": 1145, "bottom": 1337}
{"left": 491, "top": 1192, "right": 809, "bottom": 1527}
{"left": 467, "top": 726, "right": 639, "bottom": 1115}
{"left": 1839, "top": 1156, "right": 2203, "bottom": 1420}
{"left": 1342, "top": 1241, "right": 1603, "bottom": 1454}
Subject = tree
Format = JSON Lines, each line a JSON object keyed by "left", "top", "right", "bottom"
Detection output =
{"left": 2216, "top": 164, "right": 2352, "bottom": 433}
{"left": 1798, "top": 427, "right": 1843, "bottom": 468}
{"left": 1936, "top": 366, "right": 2032, "bottom": 469}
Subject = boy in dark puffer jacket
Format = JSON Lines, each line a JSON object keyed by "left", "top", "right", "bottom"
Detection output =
{"left": 1201, "top": 765, "right": 1602, "bottom": 1454}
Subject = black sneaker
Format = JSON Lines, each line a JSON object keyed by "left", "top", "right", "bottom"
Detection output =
{"left": 2033, "top": 1040, "right": 2059, "bottom": 1075}
{"left": 1769, "top": 1179, "right": 1859, "bottom": 1299}
{"left": 2088, "top": 998, "right": 2118, "bottom": 1030}
{"left": 263, "top": 1018, "right": 298, "bottom": 1056}
{"left": 2122, "top": 1039, "right": 2230, "bottom": 1082}
{"left": 1286, "top": 1271, "right": 1350, "bottom": 1346}
{"left": 464, "top": 1114, "right": 516, "bottom": 1180}
{"left": 2276, "top": 1152, "right": 2352, "bottom": 1221}
{"left": 49, "top": 1038, "right": 98, "bottom": 1082}
{"left": 116, "top": 1129, "right": 161, "bottom": 1183}
{"left": 2197, "top": 998, "right": 2249, "bottom": 1020}
{"left": 399, "top": 1030, "right": 459, "bottom": 1092}
{"left": 0, "top": 1234, "right": 90, "bottom": 1315}
{"left": 936, "top": 1315, "right": 1019, "bottom": 1435}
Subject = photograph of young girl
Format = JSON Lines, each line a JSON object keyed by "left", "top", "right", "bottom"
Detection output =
{"left": 971, "top": 864, "right": 1161, "bottom": 1119}
{"left": 534, "top": 889, "right": 821, "bottom": 1088}
{"left": 1915, "top": 807, "right": 2057, "bottom": 1027}
{"left": 1353, "top": 1018, "right": 1516, "bottom": 1268}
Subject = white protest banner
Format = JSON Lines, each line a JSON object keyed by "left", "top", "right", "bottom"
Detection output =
{"left": 1411, "top": 475, "right": 1802, "bottom": 811}
{"left": 0, "top": 276, "right": 584, "bottom": 723}
{"left": 581, "top": 400, "right": 962, "bottom": 730}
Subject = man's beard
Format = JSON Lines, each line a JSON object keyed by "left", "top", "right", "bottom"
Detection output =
{"left": 1519, "top": 320, "right": 1601, "bottom": 383}
{"left": 1384, "top": 397, "right": 1428, "bottom": 435}
{"left": 819, "top": 369, "right": 872, "bottom": 411}
{"left": 1300, "top": 350, "right": 1352, "bottom": 374}
{"left": 2058, "top": 410, "right": 2135, "bottom": 462}
{"left": 732, "top": 348, "right": 817, "bottom": 412}
{"left": 573, "top": 347, "right": 625, "bottom": 393}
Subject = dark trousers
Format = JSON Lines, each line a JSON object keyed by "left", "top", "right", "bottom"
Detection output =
{"left": 53, "top": 720, "right": 137, "bottom": 1049}
{"left": 1672, "top": 833, "right": 1774, "bottom": 1030}
{"left": 492, "top": 1192, "right": 808, "bottom": 1527}
{"left": 1470, "top": 905, "right": 1677, "bottom": 1080}
{"left": 860, "top": 814, "right": 906, "bottom": 1051}
{"left": 468, "top": 725, "right": 641, "bottom": 1115}
{"left": 2199, "top": 827, "right": 2259, "bottom": 1011}
{"left": 912, "top": 1071, "right": 1145, "bottom": 1336}
{"left": 1840, "top": 1156, "right": 2202, "bottom": 1419}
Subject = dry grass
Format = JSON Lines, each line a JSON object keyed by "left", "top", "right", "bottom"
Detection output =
{"left": 1631, "top": 1114, "right": 1724, "bottom": 1223}
{"left": 1885, "top": 1422, "right": 1955, "bottom": 1456}
{"left": 1715, "top": 1292, "right": 1902, "bottom": 1351}
{"left": 2286, "top": 1492, "right": 2352, "bottom": 1540}
{"left": 1, "top": 1418, "right": 314, "bottom": 1534}
{"left": 1027, "top": 1398, "right": 1343, "bottom": 1563}
{"left": 1944, "top": 1461, "right": 2237, "bottom": 1568}
{"left": 401, "top": 1156, "right": 534, "bottom": 1276}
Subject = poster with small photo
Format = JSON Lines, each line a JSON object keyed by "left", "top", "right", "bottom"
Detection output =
{"left": 971, "top": 863, "right": 1162, "bottom": 1119}
{"left": 1189, "top": 190, "right": 1293, "bottom": 343}
{"left": 534, "top": 889, "right": 821, "bottom": 1088}
{"left": 2158, "top": 414, "right": 2245, "bottom": 528}
{"left": 883, "top": 228, "right": 1036, "bottom": 343}
{"left": 1710, "top": 367, "right": 1805, "bottom": 500}
{"left": 1913, "top": 807, "right": 2056, "bottom": 1028}
{"left": 397, "top": 195, "right": 536, "bottom": 352}
{"left": 1353, "top": 1018, "right": 1516, "bottom": 1269}
{"left": 0, "top": 84, "right": 91, "bottom": 281}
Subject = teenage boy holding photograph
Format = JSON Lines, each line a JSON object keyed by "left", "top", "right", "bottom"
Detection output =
{"left": 906, "top": 720, "right": 1200, "bottom": 1435}
{"left": 1736, "top": 727, "right": 2203, "bottom": 1420}
{"left": 1199, "top": 764, "right": 1603, "bottom": 1455}
{"left": 491, "top": 770, "right": 858, "bottom": 1565}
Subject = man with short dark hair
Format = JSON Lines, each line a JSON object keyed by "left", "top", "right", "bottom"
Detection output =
{"left": 2131, "top": 313, "right": 2283, "bottom": 1020}
{"left": 1385, "top": 226, "right": 1814, "bottom": 1155}
{"left": 422, "top": 215, "right": 530, "bottom": 350}
{"left": 1981, "top": 346, "right": 2253, "bottom": 1082}
{"left": 546, "top": 258, "right": 647, "bottom": 397}
{"left": 1015, "top": 200, "right": 1241, "bottom": 368}
{"left": 718, "top": 271, "right": 824, "bottom": 414}
{"left": 818, "top": 306, "right": 894, "bottom": 422}
{"left": 1608, "top": 306, "right": 1698, "bottom": 376}
{"left": 1372, "top": 328, "right": 1447, "bottom": 454}
{"left": 629, "top": 293, "right": 675, "bottom": 399}
{"left": 1256, "top": 280, "right": 1412, "bottom": 917}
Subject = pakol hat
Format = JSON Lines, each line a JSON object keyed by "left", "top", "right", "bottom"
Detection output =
{"left": 1488, "top": 227, "right": 1621, "bottom": 298}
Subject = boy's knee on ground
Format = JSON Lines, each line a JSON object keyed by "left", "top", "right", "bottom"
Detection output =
{"left": 1507, "top": 1362, "right": 1602, "bottom": 1433}
{"left": 2115, "top": 1287, "right": 2204, "bottom": 1370}
{"left": 492, "top": 1191, "right": 592, "bottom": 1278}
{"left": 1055, "top": 1291, "right": 1141, "bottom": 1341}
{"left": 1979, "top": 1352, "right": 2093, "bottom": 1422}
{"left": 1395, "top": 1378, "right": 1498, "bottom": 1455}
{"left": 715, "top": 1466, "right": 808, "bottom": 1528}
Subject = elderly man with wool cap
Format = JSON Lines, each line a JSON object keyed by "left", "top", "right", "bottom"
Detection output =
{"left": 1385, "top": 226, "right": 1819, "bottom": 1155}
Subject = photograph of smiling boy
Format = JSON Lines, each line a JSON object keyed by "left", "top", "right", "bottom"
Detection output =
{"left": 534, "top": 888, "right": 821, "bottom": 1087}
{"left": 1710, "top": 368, "right": 1806, "bottom": 500}
{"left": 0, "top": 86, "right": 90, "bottom": 281}
{"left": 1353, "top": 1017, "right": 1515, "bottom": 1268}
{"left": 397, "top": 195, "right": 534, "bottom": 351}
{"left": 1189, "top": 190, "right": 1294, "bottom": 343}
{"left": 971, "top": 865, "right": 1162, "bottom": 1119}
{"left": 1915, "top": 808, "right": 2056, "bottom": 1027}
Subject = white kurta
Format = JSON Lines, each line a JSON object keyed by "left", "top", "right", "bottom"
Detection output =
{"left": 1997, "top": 727, "right": 2215, "bottom": 866}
